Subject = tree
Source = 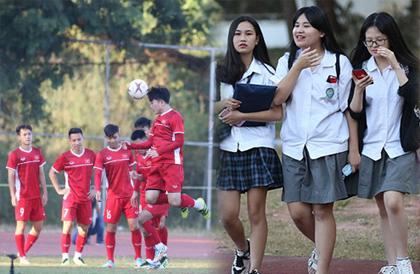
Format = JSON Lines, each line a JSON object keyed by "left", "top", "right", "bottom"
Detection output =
{"left": 0, "top": 0, "right": 221, "bottom": 128}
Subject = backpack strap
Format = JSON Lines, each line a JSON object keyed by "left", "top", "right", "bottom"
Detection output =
{"left": 335, "top": 53, "right": 340, "bottom": 80}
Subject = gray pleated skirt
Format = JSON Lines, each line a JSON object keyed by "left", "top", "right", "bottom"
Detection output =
{"left": 358, "top": 150, "right": 420, "bottom": 199}
{"left": 281, "top": 149, "right": 355, "bottom": 204}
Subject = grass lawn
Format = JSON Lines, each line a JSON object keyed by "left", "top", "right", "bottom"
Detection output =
{"left": 0, "top": 257, "right": 222, "bottom": 274}
{"left": 216, "top": 189, "right": 420, "bottom": 261}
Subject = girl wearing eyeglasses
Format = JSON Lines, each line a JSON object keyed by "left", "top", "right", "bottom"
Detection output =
{"left": 349, "top": 12, "right": 419, "bottom": 274}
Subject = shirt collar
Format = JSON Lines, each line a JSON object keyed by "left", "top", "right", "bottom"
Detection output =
{"left": 320, "top": 50, "right": 336, "bottom": 68}
{"left": 366, "top": 56, "right": 393, "bottom": 72}
{"left": 241, "top": 58, "right": 262, "bottom": 80}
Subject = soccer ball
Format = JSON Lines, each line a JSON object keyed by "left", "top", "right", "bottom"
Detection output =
{"left": 127, "top": 79, "right": 149, "bottom": 100}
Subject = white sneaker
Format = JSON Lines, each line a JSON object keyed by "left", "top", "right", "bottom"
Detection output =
{"left": 101, "top": 260, "right": 115, "bottom": 268}
{"left": 378, "top": 265, "right": 398, "bottom": 274}
{"left": 19, "top": 256, "right": 31, "bottom": 265}
{"left": 307, "top": 248, "right": 319, "bottom": 274}
{"left": 73, "top": 256, "right": 86, "bottom": 266}
{"left": 61, "top": 257, "right": 70, "bottom": 266}
{"left": 396, "top": 259, "right": 414, "bottom": 274}
{"left": 134, "top": 257, "right": 145, "bottom": 268}
{"left": 153, "top": 243, "right": 168, "bottom": 263}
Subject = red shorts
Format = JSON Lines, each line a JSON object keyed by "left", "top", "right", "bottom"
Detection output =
{"left": 104, "top": 195, "right": 138, "bottom": 224}
{"left": 142, "top": 203, "right": 170, "bottom": 219}
{"left": 146, "top": 163, "right": 184, "bottom": 193}
{"left": 15, "top": 198, "right": 46, "bottom": 222}
{"left": 62, "top": 199, "right": 92, "bottom": 225}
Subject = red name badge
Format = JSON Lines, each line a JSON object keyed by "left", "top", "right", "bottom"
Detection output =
{"left": 327, "top": 75, "right": 337, "bottom": 83}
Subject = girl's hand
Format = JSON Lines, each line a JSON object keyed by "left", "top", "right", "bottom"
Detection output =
{"left": 377, "top": 47, "right": 399, "bottom": 69}
{"left": 348, "top": 150, "right": 361, "bottom": 173}
{"left": 223, "top": 98, "right": 241, "bottom": 110}
{"left": 221, "top": 110, "right": 244, "bottom": 125}
{"left": 294, "top": 47, "right": 322, "bottom": 70}
{"left": 352, "top": 75, "right": 373, "bottom": 93}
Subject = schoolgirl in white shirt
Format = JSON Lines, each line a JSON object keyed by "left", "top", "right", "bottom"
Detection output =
{"left": 215, "top": 16, "right": 283, "bottom": 274}
{"left": 349, "top": 12, "right": 419, "bottom": 274}
{"left": 272, "top": 6, "right": 359, "bottom": 274}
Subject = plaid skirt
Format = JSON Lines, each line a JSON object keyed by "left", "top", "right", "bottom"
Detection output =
{"left": 216, "top": 147, "right": 283, "bottom": 193}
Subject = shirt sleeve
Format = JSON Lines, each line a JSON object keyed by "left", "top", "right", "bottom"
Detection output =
{"left": 52, "top": 153, "right": 65, "bottom": 173}
{"left": 93, "top": 151, "right": 103, "bottom": 171}
{"left": 272, "top": 53, "right": 290, "bottom": 84}
{"left": 6, "top": 151, "right": 17, "bottom": 170}
{"left": 93, "top": 152, "right": 103, "bottom": 191}
{"left": 338, "top": 55, "right": 353, "bottom": 112}
{"left": 39, "top": 150, "right": 46, "bottom": 167}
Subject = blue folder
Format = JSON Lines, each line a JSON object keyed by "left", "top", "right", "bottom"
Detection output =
{"left": 233, "top": 83, "right": 277, "bottom": 127}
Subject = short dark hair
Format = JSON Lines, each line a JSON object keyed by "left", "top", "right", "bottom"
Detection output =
{"left": 104, "top": 124, "right": 119, "bottom": 137}
{"left": 16, "top": 124, "right": 32, "bottom": 135}
{"left": 147, "top": 86, "right": 170, "bottom": 103}
{"left": 134, "top": 117, "right": 151, "bottom": 129}
{"left": 68, "top": 127, "right": 83, "bottom": 137}
{"left": 130, "top": 129, "right": 146, "bottom": 141}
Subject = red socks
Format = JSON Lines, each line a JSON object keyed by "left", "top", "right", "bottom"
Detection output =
{"left": 158, "top": 226, "right": 168, "bottom": 245}
{"left": 180, "top": 194, "right": 195, "bottom": 208}
{"left": 105, "top": 231, "right": 116, "bottom": 262}
{"left": 24, "top": 234, "right": 38, "bottom": 253}
{"left": 131, "top": 230, "right": 142, "bottom": 259}
{"left": 143, "top": 220, "right": 160, "bottom": 246}
{"left": 15, "top": 234, "right": 25, "bottom": 257}
{"left": 75, "top": 234, "right": 86, "bottom": 253}
{"left": 61, "top": 233, "right": 71, "bottom": 253}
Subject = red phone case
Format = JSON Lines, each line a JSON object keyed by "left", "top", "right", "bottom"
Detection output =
{"left": 352, "top": 69, "right": 368, "bottom": 79}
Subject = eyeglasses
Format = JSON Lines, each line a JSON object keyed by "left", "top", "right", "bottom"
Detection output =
{"left": 363, "top": 38, "right": 387, "bottom": 47}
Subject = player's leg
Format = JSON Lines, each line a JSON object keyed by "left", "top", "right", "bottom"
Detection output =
{"left": 375, "top": 193, "right": 397, "bottom": 265}
{"left": 158, "top": 215, "right": 168, "bottom": 245}
{"left": 312, "top": 203, "right": 336, "bottom": 274}
{"left": 102, "top": 197, "right": 121, "bottom": 268}
{"left": 139, "top": 209, "right": 166, "bottom": 267}
{"left": 124, "top": 196, "right": 143, "bottom": 268}
{"left": 25, "top": 198, "right": 45, "bottom": 254}
{"left": 73, "top": 201, "right": 92, "bottom": 265}
{"left": 61, "top": 220, "right": 73, "bottom": 265}
{"left": 14, "top": 198, "right": 29, "bottom": 263}
{"left": 219, "top": 189, "right": 249, "bottom": 274}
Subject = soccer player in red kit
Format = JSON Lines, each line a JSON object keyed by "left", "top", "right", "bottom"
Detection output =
{"left": 134, "top": 117, "right": 169, "bottom": 247}
{"left": 127, "top": 87, "right": 210, "bottom": 218}
{"left": 6, "top": 124, "right": 48, "bottom": 265}
{"left": 131, "top": 129, "right": 169, "bottom": 269}
{"left": 94, "top": 124, "right": 142, "bottom": 269}
{"left": 49, "top": 128, "right": 95, "bottom": 266}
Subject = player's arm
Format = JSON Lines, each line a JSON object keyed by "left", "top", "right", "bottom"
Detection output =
{"left": 94, "top": 168, "right": 103, "bottom": 202}
{"left": 126, "top": 138, "right": 153, "bottom": 150}
{"left": 39, "top": 166, "right": 48, "bottom": 206}
{"left": 48, "top": 167, "right": 68, "bottom": 196}
{"left": 7, "top": 168, "right": 17, "bottom": 207}
{"left": 152, "top": 133, "right": 184, "bottom": 157}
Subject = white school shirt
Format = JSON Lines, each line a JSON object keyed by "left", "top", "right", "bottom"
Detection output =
{"left": 273, "top": 50, "right": 353, "bottom": 160}
{"left": 361, "top": 56, "right": 406, "bottom": 161}
{"left": 219, "top": 58, "right": 277, "bottom": 152}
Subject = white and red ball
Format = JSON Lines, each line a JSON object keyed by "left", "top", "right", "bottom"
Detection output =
{"left": 127, "top": 79, "right": 148, "bottom": 100}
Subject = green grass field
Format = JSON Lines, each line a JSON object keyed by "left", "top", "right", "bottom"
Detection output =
{"left": 0, "top": 257, "right": 222, "bottom": 274}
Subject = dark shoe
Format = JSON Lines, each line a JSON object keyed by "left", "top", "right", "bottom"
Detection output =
{"left": 231, "top": 240, "right": 250, "bottom": 274}
{"left": 249, "top": 269, "right": 261, "bottom": 274}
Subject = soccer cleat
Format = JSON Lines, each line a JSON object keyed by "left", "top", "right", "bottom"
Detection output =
{"left": 19, "top": 256, "right": 31, "bottom": 265}
{"left": 396, "top": 259, "right": 414, "bottom": 274}
{"left": 307, "top": 248, "right": 319, "bottom": 274}
{"left": 73, "top": 256, "right": 86, "bottom": 266}
{"left": 249, "top": 270, "right": 261, "bottom": 274}
{"left": 141, "top": 259, "right": 160, "bottom": 269}
{"left": 378, "top": 265, "right": 398, "bottom": 274}
{"left": 134, "top": 257, "right": 145, "bottom": 268}
{"left": 153, "top": 243, "right": 168, "bottom": 264}
{"left": 231, "top": 245, "right": 250, "bottom": 274}
{"left": 61, "top": 257, "right": 70, "bottom": 266}
{"left": 158, "top": 256, "right": 169, "bottom": 269}
{"left": 196, "top": 197, "right": 210, "bottom": 220}
{"left": 180, "top": 207, "right": 189, "bottom": 219}
{"left": 102, "top": 260, "right": 115, "bottom": 268}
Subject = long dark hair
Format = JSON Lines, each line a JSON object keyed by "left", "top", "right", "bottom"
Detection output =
{"left": 216, "top": 16, "right": 272, "bottom": 85}
{"left": 351, "top": 12, "right": 418, "bottom": 68}
{"left": 287, "top": 6, "right": 344, "bottom": 69}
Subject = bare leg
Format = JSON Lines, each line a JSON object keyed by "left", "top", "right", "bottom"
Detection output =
{"left": 375, "top": 193, "right": 397, "bottom": 265}
{"left": 313, "top": 203, "right": 335, "bottom": 274}
{"left": 287, "top": 202, "right": 315, "bottom": 242}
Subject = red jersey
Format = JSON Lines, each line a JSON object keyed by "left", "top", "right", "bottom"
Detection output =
{"left": 52, "top": 148, "right": 96, "bottom": 203}
{"left": 94, "top": 146, "right": 135, "bottom": 198}
{"left": 6, "top": 147, "right": 46, "bottom": 200}
{"left": 134, "top": 151, "right": 152, "bottom": 207}
{"left": 149, "top": 108, "right": 184, "bottom": 164}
